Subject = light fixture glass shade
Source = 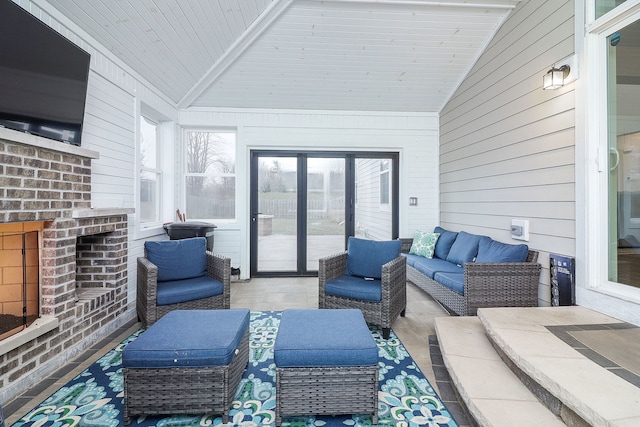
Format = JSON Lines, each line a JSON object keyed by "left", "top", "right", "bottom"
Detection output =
{"left": 543, "top": 65, "right": 570, "bottom": 90}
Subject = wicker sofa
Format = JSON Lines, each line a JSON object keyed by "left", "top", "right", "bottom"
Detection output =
{"left": 400, "top": 227, "right": 541, "bottom": 316}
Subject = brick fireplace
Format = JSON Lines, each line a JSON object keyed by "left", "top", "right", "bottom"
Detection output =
{"left": 0, "top": 128, "right": 134, "bottom": 403}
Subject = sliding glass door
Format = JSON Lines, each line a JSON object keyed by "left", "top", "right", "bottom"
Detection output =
{"left": 250, "top": 151, "right": 398, "bottom": 277}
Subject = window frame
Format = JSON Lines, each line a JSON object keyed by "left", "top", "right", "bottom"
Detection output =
{"left": 137, "top": 113, "right": 163, "bottom": 230}
{"left": 585, "top": 0, "right": 640, "bottom": 304}
{"left": 379, "top": 158, "right": 391, "bottom": 211}
{"left": 182, "top": 128, "right": 238, "bottom": 223}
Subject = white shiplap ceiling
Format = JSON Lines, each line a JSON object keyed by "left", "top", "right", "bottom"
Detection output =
{"left": 42, "top": 0, "right": 521, "bottom": 112}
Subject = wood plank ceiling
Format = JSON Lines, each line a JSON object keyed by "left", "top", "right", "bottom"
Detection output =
{"left": 42, "top": 0, "right": 522, "bottom": 112}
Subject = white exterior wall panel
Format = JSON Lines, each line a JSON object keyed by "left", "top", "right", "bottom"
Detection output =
{"left": 440, "top": 0, "right": 575, "bottom": 306}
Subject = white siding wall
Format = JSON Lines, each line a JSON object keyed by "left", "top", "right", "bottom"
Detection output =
{"left": 20, "top": 0, "right": 179, "bottom": 306}
{"left": 439, "top": 0, "right": 576, "bottom": 306}
{"left": 179, "top": 109, "right": 439, "bottom": 275}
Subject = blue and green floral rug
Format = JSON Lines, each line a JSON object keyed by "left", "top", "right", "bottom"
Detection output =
{"left": 11, "top": 311, "right": 458, "bottom": 426}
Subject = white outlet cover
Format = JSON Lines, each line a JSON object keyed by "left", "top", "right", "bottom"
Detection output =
{"left": 511, "top": 219, "right": 529, "bottom": 241}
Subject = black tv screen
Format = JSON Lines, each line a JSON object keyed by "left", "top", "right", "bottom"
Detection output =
{"left": 0, "top": 0, "right": 90, "bottom": 146}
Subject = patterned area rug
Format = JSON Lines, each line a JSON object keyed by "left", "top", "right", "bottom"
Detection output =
{"left": 11, "top": 311, "right": 458, "bottom": 426}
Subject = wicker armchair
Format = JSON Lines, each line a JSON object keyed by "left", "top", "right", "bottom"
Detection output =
{"left": 318, "top": 237, "right": 406, "bottom": 339}
{"left": 137, "top": 237, "right": 230, "bottom": 328}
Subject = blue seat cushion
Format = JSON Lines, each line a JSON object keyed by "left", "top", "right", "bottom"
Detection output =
{"left": 324, "top": 275, "right": 381, "bottom": 302}
{"left": 433, "top": 226, "right": 458, "bottom": 260}
{"left": 122, "top": 309, "right": 250, "bottom": 368}
{"left": 433, "top": 272, "right": 465, "bottom": 295}
{"left": 476, "top": 237, "right": 529, "bottom": 263}
{"left": 346, "top": 237, "right": 402, "bottom": 279}
{"left": 145, "top": 237, "right": 207, "bottom": 282}
{"left": 156, "top": 276, "right": 223, "bottom": 306}
{"left": 446, "top": 231, "right": 483, "bottom": 266}
{"left": 274, "top": 309, "right": 378, "bottom": 367}
{"left": 410, "top": 255, "right": 463, "bottom": 279}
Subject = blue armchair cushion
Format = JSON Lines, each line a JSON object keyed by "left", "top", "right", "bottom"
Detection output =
{"left": 123, "top": 309, "right": 250, "bottom": 368}
{"left": 433, "top": 227, "right": 458, "bottom": 260}
{"left": 446, "top": 231, "right": 483, "bottom": 266}
{"left": 346, "top": 237, "right": 401, "bottom": 279}
{"left": 274, "top": 309, "right": 378, "bottom": 367}
{"left": 433, "top": 271, "right": 465, "bottom": 295}
{"left": 145, "top": 237, "right": 207, "bottom": 282}
{"left": 156, "top": 276, "right": 223, "bottom": 306}
{"left": 476, "top": 237, "right": 529, "bottom": 263}
{"left": 324, "top": 275, "right": 382, "bottom": 302}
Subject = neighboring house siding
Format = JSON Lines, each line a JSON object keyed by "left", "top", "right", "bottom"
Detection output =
{"left": 355, "top": 159, "right": 393, "bottom": 241}
{"left": 439, "top": 0, "right": 576, "bottom": 306}
{"left": 179, "top": 109, "right": 440, "bottom": 271}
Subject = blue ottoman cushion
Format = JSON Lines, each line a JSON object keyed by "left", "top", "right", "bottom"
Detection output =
{"left": 123, "top": 309, "right": 250, "bottom": 368}
{"left": 274, "top": 309, "right": 378, "bottom": 368}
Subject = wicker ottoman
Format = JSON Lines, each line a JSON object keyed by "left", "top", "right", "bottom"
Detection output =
{"left": 122, "top": 309, "right": 250, "bottom": 424}
{"left": 274, "top": 309, "right": 379, "bottom": 425}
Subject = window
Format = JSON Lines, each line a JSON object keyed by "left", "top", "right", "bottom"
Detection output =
{"left": 596, "top": 0, "right": 631, "bottom": 18}
{"left": 184, "top": 130, "right": 236, "bottom": 220}
{"left": 379, "top": 159, "right": 390, "bottom": 207}
{"left": 605, "top": 18, "right": 640, "bottom": 289}
{"left": 139, "top": 115, "right": 161, "bottom": 227}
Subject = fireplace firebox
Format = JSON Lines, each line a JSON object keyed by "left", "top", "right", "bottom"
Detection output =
{"left": 0, "top": 227, "right": 40, "bottom": 340}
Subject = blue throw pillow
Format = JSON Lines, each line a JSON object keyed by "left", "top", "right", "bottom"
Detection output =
{"left": 346, "top": 237, "right": 402, "bottom": 279}
{"left": 445, "top": 231, "right": 483, "bottom": 266}
{"left": 145, "top": 237, "right": 207, "bottom": 282}
{"left": 475, "top": 237, "right": 529, "bottom": 263}
{"left": 433, "top": 226, "right": 458, "bottom": 260}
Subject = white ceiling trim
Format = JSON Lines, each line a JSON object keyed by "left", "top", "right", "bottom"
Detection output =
{"left": 178, "top": 0, "right": 295, "bottom": 108}
{"left": 312, "top": 0, "right": 519, "bottom": 9}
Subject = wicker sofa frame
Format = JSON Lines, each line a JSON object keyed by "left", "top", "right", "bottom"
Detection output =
{"left": 136, "top": 251, "right": 231, "bottom": 328}
{"left": 399, "top": 238, "right": 541, "bottom": 316}
{"left": 318, "top": 251, "right": 406, "bottom": 339}
{"left": 123, "top": 326, "right": 248, "bottom": 424}
{"left": 275, "top": 365, "right": 379, "bottom": 425}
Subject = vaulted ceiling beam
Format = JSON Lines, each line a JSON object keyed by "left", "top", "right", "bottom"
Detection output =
{"left": 178, "top": 0, "right": 295, "bottom": 108}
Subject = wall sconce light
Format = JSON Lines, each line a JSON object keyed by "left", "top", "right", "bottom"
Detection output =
{"left": 543, "top": 65, "right": 570, "bottom": 90}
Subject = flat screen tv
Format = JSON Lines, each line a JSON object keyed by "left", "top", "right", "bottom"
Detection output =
{"left": 0, "top": 0, "right": 90, "bottom": 146}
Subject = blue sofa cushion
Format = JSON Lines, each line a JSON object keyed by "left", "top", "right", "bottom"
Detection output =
{"left": 346, "top": 237, "right": 401, "bottom": 279}
{"left": 446, "top": 231, "right": 483, "bottom": 266}
{"left": 274, "top": 309, "right": 378, "bottom": 367}
{"left": 408, "top": 255, "right": 463, "bottom": 279}
{"left": 122, "top": 309, "right": 250, "bottom": 368}
{"left": 145, "top": 237, "right": 207, "bottom": 282}
{"left": 156, "top": 276, "right": 223, "bottom": 306}
{"left": 433, "top": 272, "right": 465, "bottom": 295}
{"left": 324, "top": 275, "right": 382, "bottom": 302}
{"left": 433, "top": 227, "right": 458, "bottom": 260}
{"left": 476, "top": 237, "right": 529, "bottom": 263}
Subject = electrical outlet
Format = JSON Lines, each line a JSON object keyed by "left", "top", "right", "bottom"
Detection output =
{"left": 511, "top": 219, "right": 529, "bottom": 241}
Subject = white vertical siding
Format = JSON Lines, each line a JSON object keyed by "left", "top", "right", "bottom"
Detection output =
{"left": 179, "top": 109, "right": 439, "bottom": 274}
{"left": 439, "top": 0, "right": 576, "bottom": 306}
{"left": 20, "top": 0, "right": 179, "bottom": 305}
